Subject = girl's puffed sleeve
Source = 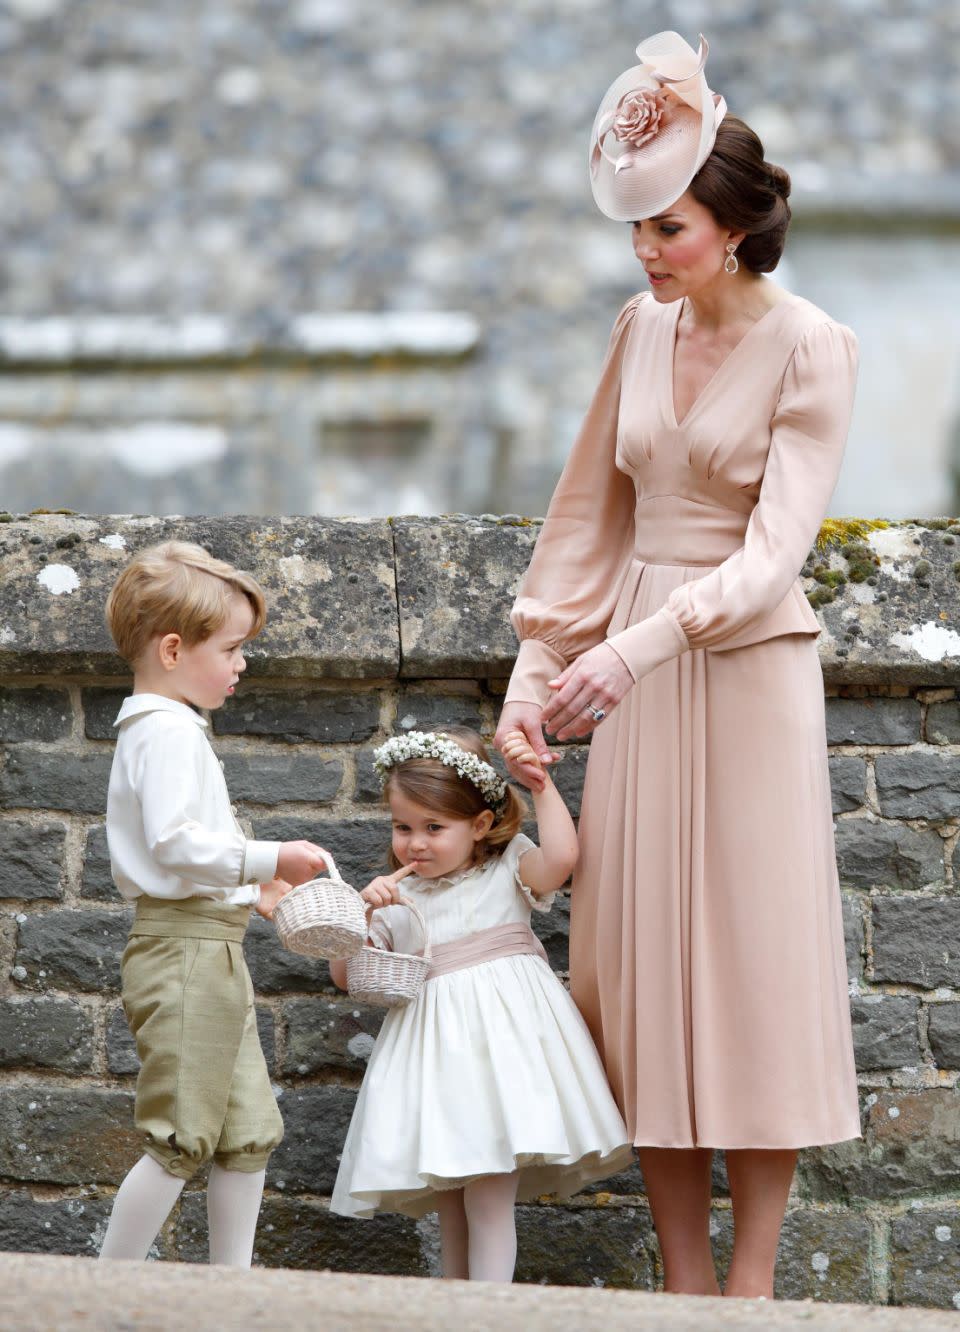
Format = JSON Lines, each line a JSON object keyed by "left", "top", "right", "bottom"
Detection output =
{"left": 606, "top": 319, "right": 859, "bottom": 681}
{"left": 504, "top": 295, "right": 645, "bottom": 707}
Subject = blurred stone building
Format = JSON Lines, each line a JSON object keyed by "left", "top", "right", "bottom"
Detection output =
{"left": 0, "top": 0, "right": 958, "bottom": 518}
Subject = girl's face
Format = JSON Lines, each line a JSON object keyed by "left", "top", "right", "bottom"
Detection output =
{"left": 631, "top": 190, "right": 742, "bottom": 301}
{"left": 388, "top": 787, "right": 494, "bottom": 880}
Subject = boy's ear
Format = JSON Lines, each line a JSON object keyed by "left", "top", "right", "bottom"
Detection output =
{"left": 472, "top": 809, "right": 495, "bottom": 841}
{"left": 157, "top": 632, "right": 182, "bottom": 671}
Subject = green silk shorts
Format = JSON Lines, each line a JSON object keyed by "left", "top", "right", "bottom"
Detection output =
{"left": 121, "top": 896, "right": 284, "bottom": 1180}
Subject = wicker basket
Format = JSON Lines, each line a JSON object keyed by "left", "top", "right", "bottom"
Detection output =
{"left": 346, "top": 895, "right": 431, "bottom": 1007}
{"left": 272, "top": 851, "right": 368, "bottom": 960}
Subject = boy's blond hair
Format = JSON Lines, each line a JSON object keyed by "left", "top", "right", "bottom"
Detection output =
{"left": 105, "top": 541, "right": 267, "bottom": 666}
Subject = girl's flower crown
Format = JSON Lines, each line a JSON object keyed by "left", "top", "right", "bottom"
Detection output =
{"left": 373, "top": 731, "right": 509, "bottom": 815}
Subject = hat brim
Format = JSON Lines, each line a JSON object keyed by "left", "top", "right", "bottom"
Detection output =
{"left": 589, "top": 31, "right": 725, "bottom": 222}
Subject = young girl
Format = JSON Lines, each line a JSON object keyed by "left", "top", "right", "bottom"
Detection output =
{"left": 329, "top": 727, "right": 633, "bottom": 1282}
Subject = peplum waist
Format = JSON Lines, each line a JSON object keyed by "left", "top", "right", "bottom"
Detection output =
{"left": 612, "top": 552, "right": 820, "bottom": 655}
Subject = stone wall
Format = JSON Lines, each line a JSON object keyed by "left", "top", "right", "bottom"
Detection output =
{"left": 0, "top": 513, "right": 958, "bottom": 1307}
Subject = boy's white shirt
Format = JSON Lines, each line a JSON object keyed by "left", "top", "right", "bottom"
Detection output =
{"left": 107, "top": 693, "right": 280, "bottom": 905}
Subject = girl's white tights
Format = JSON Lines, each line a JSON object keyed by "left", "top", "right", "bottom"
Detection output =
{"left": 436, "top": 1172, "right": 520, "bottom": 1282}
{"left": 99, "top": 1154, "right": 185, "bottom": 1261}
{"left": 99, "top": 1154, "right": 266, "bottom": 1267}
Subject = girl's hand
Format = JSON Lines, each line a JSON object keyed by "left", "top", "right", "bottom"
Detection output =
{"left": 500, "top": 729, "right": 548, "bottom": 777}
{"left": 257, "top": 878, "right": 293, "bottom": 919}
{"left": 541, "top": 642, "right": 634, "bottom": 741}
{"left": 494, "top": 702, "right": 558, "bottom": 792}
{"left": 360, "top": 863, "right": 416, "bottom": 915}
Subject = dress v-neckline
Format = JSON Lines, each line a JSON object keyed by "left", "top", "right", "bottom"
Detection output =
{"left": 666, "top": 296, "right": 788, "bottom": 430}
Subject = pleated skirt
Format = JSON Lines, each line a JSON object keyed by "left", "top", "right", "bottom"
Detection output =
{"left": 330, "top": 954, "right": 635, "bottom": 1219}
{"left": 571, "top": 559, "right": 861, "bottom": 1149}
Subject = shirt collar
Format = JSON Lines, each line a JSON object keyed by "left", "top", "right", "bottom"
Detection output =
{"left": 114, "top": 693, "right": 209, "bottom": 729}
{"left": 410, "top": 861, "right": 483, "bottom": 893}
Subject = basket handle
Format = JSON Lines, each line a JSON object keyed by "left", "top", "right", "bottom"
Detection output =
{"left": 397, "top": 894, "right": 431, "bottom": 961}
{"left": 316, "top": 848, "right": 345, "bottom": 885}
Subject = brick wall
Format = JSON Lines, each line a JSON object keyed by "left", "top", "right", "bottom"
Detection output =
{"left": 0, "top": 514, "right": 957, "bottom": 1306}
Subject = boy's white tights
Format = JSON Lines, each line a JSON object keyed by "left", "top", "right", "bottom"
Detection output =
{"left": 436, "top": 1172, "right": 520, "bottom": 1282}
{"left": 99, "top": 1154, "right": 185, "bottom": 1261}
{"left": 206, "top": 1163, "right": 266, "bottom": 1266}
{"left": 99, "top": 1153, "right": 266, "bottom": 1267}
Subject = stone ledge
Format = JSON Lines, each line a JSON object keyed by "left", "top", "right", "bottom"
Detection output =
{"left": 0, "top": 515, "right": 958, "bottom": 683}
{"left": 0, "top": 313, "right": 480, "bottom": 367}
{"left": 0, "top": 1253, "right": 958, "bottom": 1331}
{"left": 0, "top": 515, "right": 398, "bottom": 678}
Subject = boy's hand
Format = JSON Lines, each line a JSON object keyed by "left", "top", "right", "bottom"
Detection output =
{"left": 360, "top": 864, "right": 416, "bottom": 915}
{"left": 276, "top": 840, "right": 329, "bottom": 887}
{"left": 257, "top": 878, "right": 293, "bottom": 919}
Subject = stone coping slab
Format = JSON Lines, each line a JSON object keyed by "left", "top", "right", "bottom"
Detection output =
{"left": 0, "top": 514, "right": 957, "bottom": 683}
{"left": 0, "top": 1254, "right": 957, "bottom": 1332}
{"left": 0, "top": 313, "right": 479, "bottom": 366}
{"left": 0, "top": 515, "right": 398, "bottom": 679}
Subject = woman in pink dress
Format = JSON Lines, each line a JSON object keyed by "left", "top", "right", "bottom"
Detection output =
{"left": 494, "top": 32, "right": 860, "bottom": 1300}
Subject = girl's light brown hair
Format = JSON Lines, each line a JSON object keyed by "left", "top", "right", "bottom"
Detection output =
{"left": 384, "top": 726, "right": 527, "bottom": 870}
{"left": 105, "top": 540, "right": 267, "bottom": 665}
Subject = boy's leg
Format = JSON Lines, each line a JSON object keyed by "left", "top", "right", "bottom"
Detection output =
{"left": 462, "top": 1171, "right": 520, "bottom": 1282}
{"left": 207, "top": 1163, "right": 266, "bottom": 1267}
{"left": 435, "top": 1188, "right": 468, "bottom": 1279}
{"left": 99, "top": 1154, "right": 185, "bottom": 1261}
{"left": 208, "top": 950, "right": 284, "bottom": 1263}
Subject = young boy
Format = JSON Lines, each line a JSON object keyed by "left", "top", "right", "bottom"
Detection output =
{"left": 98, "top": 540, "right": 327, "bottom": 1266}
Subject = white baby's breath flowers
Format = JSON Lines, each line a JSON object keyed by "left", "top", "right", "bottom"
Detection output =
{"left": 373, "top": 731, "right": 508, "bottom": 812}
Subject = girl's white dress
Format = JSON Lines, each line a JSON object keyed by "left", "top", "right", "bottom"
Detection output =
{"left": 331, "top": 834, "right": 634, "bottom": 1219}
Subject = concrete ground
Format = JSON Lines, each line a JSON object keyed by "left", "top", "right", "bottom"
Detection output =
{"left": 0, "top": 1254, "right": 952, "bottom": 1331}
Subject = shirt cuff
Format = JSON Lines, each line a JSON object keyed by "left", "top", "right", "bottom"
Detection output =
{"left": 241, "top": 839, "right": 281, "bottom": 886}
{"left": 504, "top": 639, "right": 569, "bottom": 708}
{"left": 606, "top": 607, "right": 689, "bottom": 683}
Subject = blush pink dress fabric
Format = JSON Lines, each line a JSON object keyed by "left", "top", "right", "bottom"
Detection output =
{"left": 504, "top": 290, "right": 862, "bottom": 1149}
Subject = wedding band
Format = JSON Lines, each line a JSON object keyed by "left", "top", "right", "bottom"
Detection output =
{"left": 587, "top": 705, "right": 606, "bottom": 722}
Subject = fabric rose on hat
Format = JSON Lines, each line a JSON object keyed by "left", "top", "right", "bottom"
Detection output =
{"left": 590, "top": 85, "right": 672, "bottom": 179}
{"left": 612, "top": 89, "right": 667, "bottom": 149}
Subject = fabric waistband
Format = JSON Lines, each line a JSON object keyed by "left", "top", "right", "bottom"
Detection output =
{"left": 426, "top": 922, "right": 548, "bottom": 981}
{"left": 129, "top": 895, "right": 251, "bottom": 942}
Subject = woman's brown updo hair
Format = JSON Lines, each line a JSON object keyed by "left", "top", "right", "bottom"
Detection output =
{"left": 690, "top": 115, "right": 791, "bottom": 273}
{"left": 383, "top": 726, "right": 527, "bottom": 871}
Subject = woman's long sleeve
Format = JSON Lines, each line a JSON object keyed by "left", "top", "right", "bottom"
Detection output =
{"left": 606, "top": 319, "right": 859, "bottom": 681}
{"left": 504, "top": 296, "right": 645, "bottom": 706}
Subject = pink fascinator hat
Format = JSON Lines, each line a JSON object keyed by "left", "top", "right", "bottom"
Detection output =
{"left": 589, "top": 31, "right": 727, "bottom": 222}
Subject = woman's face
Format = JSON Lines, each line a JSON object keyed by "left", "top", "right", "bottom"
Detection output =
{"left": 631, "top": 190, "right": 739, "bottom": 301}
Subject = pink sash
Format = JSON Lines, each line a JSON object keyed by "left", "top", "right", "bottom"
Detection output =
{"left": 426, "top": 921, "right": 548, "bottom": 980}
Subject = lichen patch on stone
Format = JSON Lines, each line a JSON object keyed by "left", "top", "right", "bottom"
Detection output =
{"left": 278, "top": 554, "right": 306, "bottom": 583}
{"left": 98, "top": 534, "right": 126, "bottom": 551}
{"left": 869, "top": 526, "right": 921, "bottom": 579}
{"left": 37, "top": 564, "right": 80, "bottom": 596}
{"left": 890, "top": 622, "right": 960, "bottom": 663}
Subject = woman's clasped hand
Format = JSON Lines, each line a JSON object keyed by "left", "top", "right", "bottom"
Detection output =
{"left": 541, "top": 641, "right": 635, "bottom": 740}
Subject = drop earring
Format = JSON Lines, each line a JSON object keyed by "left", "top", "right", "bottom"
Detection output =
{"left": 724, "top": 243, "right": 739, "bottom": 275}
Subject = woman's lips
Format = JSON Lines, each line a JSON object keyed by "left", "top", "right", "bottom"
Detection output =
{"left": 646, "top": 271, "right": 671, "bottom": 286}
